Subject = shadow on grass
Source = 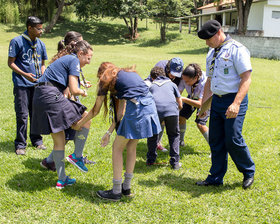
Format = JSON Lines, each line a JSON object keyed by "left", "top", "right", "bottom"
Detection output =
{"left": 138, "top": 173, "right": 240, "bottom": 197}
{"left": 0, "top": 140, "right": 14, "bottom": 153}
{"left": 137, "top": 33, "right": 181, "bottom": 47}
{"left": 4, "top": 18, "right": 144, "bottom": 46}
{"left": 133, "top": 142, "right": 208, "bottom": 174}
{"left": 169, "top": 48, "right": 209, "bottom": 55}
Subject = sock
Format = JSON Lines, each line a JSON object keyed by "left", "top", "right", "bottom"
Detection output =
{"left": 53, "top": 150, "right": 66, "bottom": 181}
{"left": 123, "top": 172, "right": 133, "bottom": 190}
{"left": 46, "top": 150, "right": 54, "bottom": 163}
{"left": 179, "top": 124, "right": 186, "bottom": 142}
{"left": 74, "top": 127, "right": 89, "bottom": 158}
{"left": 112, "top": 179, "right": 122, "bottom": 194}
{"left": 203, "top": 131, "right": 209, "bottom": 144}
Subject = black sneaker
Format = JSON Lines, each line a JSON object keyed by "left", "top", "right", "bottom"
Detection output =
{"left": 96, "top": 189, "right": 122, "bottom": 201}
{"left": 40, "top": 158, "right": 56, "bottom": 172}
{"left": 122, "top": 184, "right": 132, "bottom": 196}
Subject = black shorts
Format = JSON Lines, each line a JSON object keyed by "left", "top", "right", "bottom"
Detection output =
{"left": 179, "top": 103, "right": 209, "bottom": 125}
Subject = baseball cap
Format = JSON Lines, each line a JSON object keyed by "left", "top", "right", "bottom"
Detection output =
{"left": 169, "top": 57, "right": 184, "bottom": 78}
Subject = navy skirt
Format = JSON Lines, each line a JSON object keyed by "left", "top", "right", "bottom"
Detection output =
{"left": 117, "top": 92, "right": 161, "bottom": 139}
{"left": 31, "top": 85, "right": 86, "bottom": 135}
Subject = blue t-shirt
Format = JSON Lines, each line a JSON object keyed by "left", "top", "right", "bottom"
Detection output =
{"left": 115, "top": 70, "right": 149, "bottom": 100}
{"left": 149, "top": 76, "right": 181, "bottom": 118}
{"left": 39, "top": 54, "right": 80, "bottom": 90}
{"left": 8, "top": 31, "right": 48, "bottom": 87}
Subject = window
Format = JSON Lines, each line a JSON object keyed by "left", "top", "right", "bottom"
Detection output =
{"left": 272, "top": 11, "right": 280, "bottom": 19}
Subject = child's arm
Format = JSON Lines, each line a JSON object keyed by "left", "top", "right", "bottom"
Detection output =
{"left": 176, "top": 97, "right": 183, "bottom": 110}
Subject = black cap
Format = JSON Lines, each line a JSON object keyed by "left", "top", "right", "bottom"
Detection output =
{"left": 198, "top": 20, "right": 221, "bottom": 40}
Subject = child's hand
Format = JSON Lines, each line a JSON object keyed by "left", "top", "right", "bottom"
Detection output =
{"left": 101, "top": 131, "right": 111, "bottom": 147}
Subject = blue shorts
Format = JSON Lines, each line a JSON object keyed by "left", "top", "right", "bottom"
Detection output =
{"left": 179, "top": 103, "right": 209, "bottom": 125}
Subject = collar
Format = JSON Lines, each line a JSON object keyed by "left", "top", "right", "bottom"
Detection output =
{"left": 22, "top": 30, "right": 37, "bottom": 45}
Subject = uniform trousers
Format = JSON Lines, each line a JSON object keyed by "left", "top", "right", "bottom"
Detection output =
{"left": 147, "top": 115, "right": 180, "bottom": 166}
{"left": 13, "top": 86, "right": 43, "bottom": 149}
{"left": 206, "top": 93, "right": 255, "bottom": 184}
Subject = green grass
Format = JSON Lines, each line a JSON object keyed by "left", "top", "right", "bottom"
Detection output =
{"left": 0, "top": 18, "right": 280, "bottom": 223}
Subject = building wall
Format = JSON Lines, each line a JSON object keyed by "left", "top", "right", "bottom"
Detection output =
{"left": 231, "top": 34, "right": 280, "bottom": 59}
{"left": 268, "top": 0, "right": 280, "bottom": 6}
{"left": 263, "top": 5, "right": 280, "bottom": 37}
{"left": 247, "top": 1, "right": 265, "bottom": 30}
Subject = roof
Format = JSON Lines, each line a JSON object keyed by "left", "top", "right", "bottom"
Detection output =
{"left": 197, "top": 0, "right": 235, "bottom": 10}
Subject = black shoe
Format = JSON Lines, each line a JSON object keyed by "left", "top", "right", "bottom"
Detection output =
{"left": 96, "top": 189, "right": 122, "bottom": 201}
{"left": 172, "top": 162, "right": 182, "bottom": 170}
{"left": 40, "top": 158, "right": 56, "bottom": 172}
{"left": 242, "top": 176, "right": 254, "bottom": 189}
{"left": 122, "top": 184, "right": 132, "bottom": 197}
{"left": 196, "top": 180, "right": 223, "bottom": 186}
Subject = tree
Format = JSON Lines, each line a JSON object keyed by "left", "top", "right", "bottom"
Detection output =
{"left": 148, "top": 0, "right": 193, "bottom": 42}
{"left": 234, "top": 0, "right": 253, "bottom": 34}
{"left": 75, "top": 0, "right": 147, "bottom": 40}
{"left": 45, "top": 0, "right": 75, "bottom": 33}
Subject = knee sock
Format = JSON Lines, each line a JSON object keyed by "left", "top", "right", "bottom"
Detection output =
{"left": 112, "top": 179, "right": 122, "bottom": 194}
{"left": 179, "top": 124, "right": 186, "bottom": 142}
{"left": 203, "top": 131, "right": 209, "bottom": 144}
{"left": 74, "top": 127, "right": 89, "bottom": 158}
{"left": 46, "top": 151, "right": 54, "bottom": 163}
{"left": 123, "top": 172, "right": 133, "bottom": 190}
{"left": 53, "top": 150, "right": 66, "bottom": 181}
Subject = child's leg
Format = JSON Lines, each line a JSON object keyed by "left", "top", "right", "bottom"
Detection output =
{"left": 164, "top": 116, "right": 180, "bottom": 167}
{"left": 51, "top": 131, "right": 66, "bottom": 181}
{"left": 147, "top": 134, "right": 158, "bottom": 164}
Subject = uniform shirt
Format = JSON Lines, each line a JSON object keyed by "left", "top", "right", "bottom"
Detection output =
{"left": 114, "top": 70, "right": 149, "bottom": 100}
{"left": 178, "top": 71, "right": 207, "bottom": 100}
{"left": 206, "top": 37, "right": 252, "bottom": 95}
{"left": 8, "top": 30, "right": 48, "bottom": 87}
{"left": 39, "top": 54, "right": 80, "bottom": 90}
{"left": 155, "top": 60, "right": 181, "bottom": 86}
{"left": 149, "top": 76, "right": 181, "bottom": 118}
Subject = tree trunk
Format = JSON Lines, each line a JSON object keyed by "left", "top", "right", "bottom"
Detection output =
{"left": 235, "top": 0, "right": 253, "bottom": 35}
{"left": 45, "top": 0, "right": 65, "bottom": 33}
{"left": 160, "top": 17, "right": 167, "bottom": 42}
{"left": 133, "top": 17, "right": 138, "bottom": 39}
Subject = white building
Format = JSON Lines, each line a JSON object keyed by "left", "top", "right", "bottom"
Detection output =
{"left": 178, "top": 0, "right": 280, "bottom": 38}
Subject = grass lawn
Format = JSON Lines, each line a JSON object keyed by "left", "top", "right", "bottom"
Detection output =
{"left": 0, "top": 18, "right": 280, "bottom": 223}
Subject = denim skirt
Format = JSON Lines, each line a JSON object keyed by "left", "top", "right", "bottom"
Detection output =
{"left": 31, "top": 85, "right": 86, "bottom": 135}
{"left": 117, "top": 92, "right": 161, "bottom": 139}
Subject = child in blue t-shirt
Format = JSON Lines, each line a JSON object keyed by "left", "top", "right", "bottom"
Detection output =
{"left": 146, "top": 67, "right": 182, "bottom": 170}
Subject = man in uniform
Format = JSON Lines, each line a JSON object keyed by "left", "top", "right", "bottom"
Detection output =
{"left": 196, "top": 20, "right": 255, "bottom": 189}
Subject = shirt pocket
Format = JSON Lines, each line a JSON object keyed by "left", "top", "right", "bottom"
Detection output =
{"left": 218, "top": 57, "right": 234, "bottom": 75}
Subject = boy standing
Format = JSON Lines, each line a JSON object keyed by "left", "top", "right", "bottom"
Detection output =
{"left": 8, "top": 16, "right": 48, "bottom": 155}
{"left": 146, "top": 67, "right": 182, "bottom": 169}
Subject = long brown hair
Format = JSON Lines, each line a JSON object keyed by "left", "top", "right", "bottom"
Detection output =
{"left": 97, "top": 62, "right": 136, "bottom": 117}
{"left": 49, "top": 40, "right": 92, "bottom": 64}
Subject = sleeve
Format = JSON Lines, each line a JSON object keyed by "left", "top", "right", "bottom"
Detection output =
{"left": 173, "top": 83, "right": 181, "bottom": 98}
{"left": 178, "top": 79, "right": 185, "bottom": 92}
{"left": 41, "top": 42, "right": 48, "bottom": 60}
{"left": 233, "top": 45, "right": 252, "bottom": 75}
{"left": 69, "top": 57, "right": 81, "bottom": 77}
{"left": 8, "top": 39, "right": 19, "bottom": 58}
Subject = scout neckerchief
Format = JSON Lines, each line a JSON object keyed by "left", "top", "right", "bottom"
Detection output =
{"left": 22, "top": 32, "right": 42, "bottom": 78}
{"left": 209, "top": 36, "right": 232, "bottom": 77}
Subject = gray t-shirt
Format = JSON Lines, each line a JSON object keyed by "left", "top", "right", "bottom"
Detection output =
{"left": 149, "top": 76, "right": 181, "bottom": 119}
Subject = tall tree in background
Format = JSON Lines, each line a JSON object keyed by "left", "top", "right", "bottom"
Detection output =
{"left": 235, "top": 0, "right": 253, "bottom": 34}
{"left": 75, "top": 0, "right": 147, "bottom": 40}
{"left": 45, "top": 0, "right": 74, "bottom": 33}
{"left": 148, "top": 0, "right": 192, "bottom": 42}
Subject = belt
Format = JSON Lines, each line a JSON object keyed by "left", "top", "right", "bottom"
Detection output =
{"left": 214, "top": 93, "right": 236, "bottom": 98}
{"left": 35, "top": 82, "right": 55, "bottom": 87}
